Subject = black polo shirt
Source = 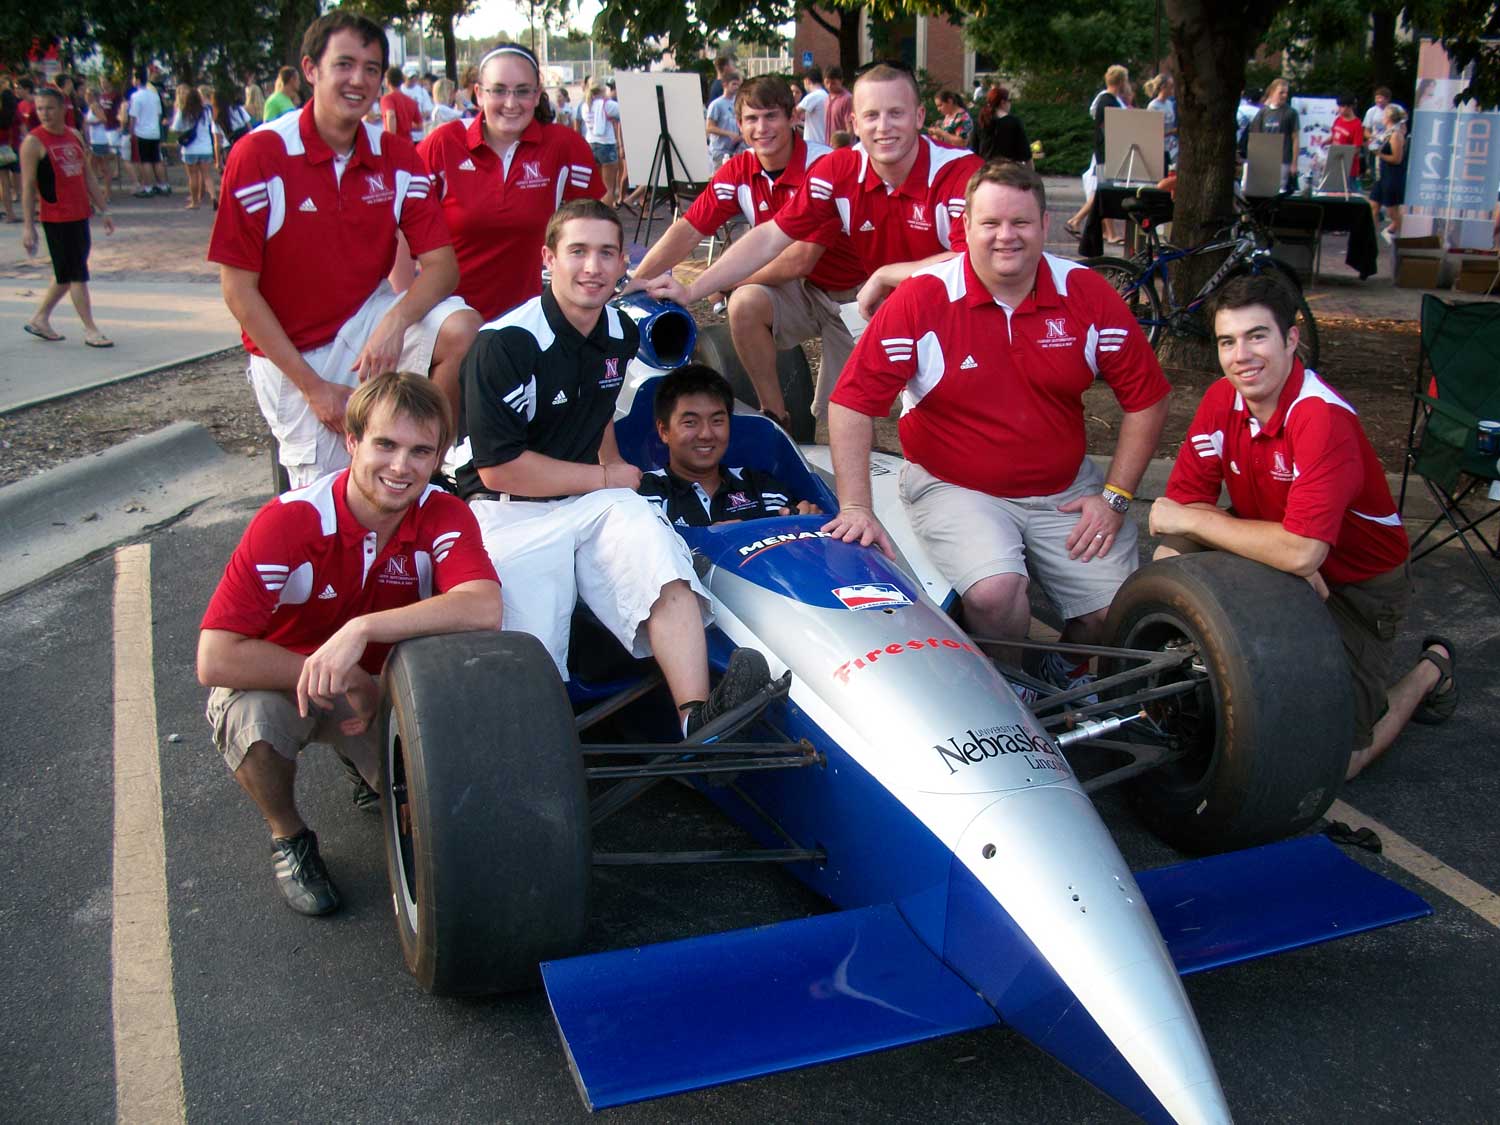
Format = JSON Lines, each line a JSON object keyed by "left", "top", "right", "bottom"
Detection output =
{"left": 455, "top": 288, "right": 640, "bottom": 501}
{"left": 639, "top": 465, "right": 799, "bottom": 527}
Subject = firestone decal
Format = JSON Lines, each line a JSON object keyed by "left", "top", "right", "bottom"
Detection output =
{"left": 833, "top": 636, "right": 982, "bottom": 683}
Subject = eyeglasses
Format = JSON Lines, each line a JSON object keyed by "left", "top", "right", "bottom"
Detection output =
{"left": 481, "top": 85, "right": 537, "bottom": 101}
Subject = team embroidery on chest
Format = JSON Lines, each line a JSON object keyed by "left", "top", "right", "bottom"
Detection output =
{"left": 360, "top": 172, "right": 394, "bottom": 205}
{"left": 378, "top": 554, "right": 416, "bottom": 586}
{"left": 517, "top": 159, "right": 549, "bottom": 189}
{"left": 598, "top": 356, "right": 622, "bottom": 389}
{"left": 908, "top": 202, "right": 932, "bottom": 230}
{"left": 1038, "top": 317, "right": 1076, "bottom": 349}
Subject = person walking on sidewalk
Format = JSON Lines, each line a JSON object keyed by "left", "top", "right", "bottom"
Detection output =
{"left": 20, "top": 85, "right": 115, "bottom": 348}
{"left": 126, "top": 67, "right": 168, "bottom": 197}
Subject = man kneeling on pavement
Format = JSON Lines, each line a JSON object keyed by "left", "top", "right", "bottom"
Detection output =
{"left": 451, "top": 199, "right": 771, "bottom": 741}
{"left": 639, "top": 364, "right": 823, "bottom": 526}
{"left": 197, "top": 372, "right": 502, "bottom": 916}
{"left": 1149, "top": 275, "right": 1457, "bottom": 780}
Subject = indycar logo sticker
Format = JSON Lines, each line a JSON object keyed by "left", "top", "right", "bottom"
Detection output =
{"left": 737, "top": 530, "right": 833, "bottom": 565}
{"left": 933, "top": 724, "right": 1065, "bottom": 777}
{"left": 833, "top": 582, "right": 913, "bottom": 611}
{"left": 833, "top": 636, "right": 983, "bottom": 684}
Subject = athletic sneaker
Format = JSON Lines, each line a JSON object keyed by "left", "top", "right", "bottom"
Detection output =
{"left": 270, "top": 828, "right": 341, "bottom": 916}
{"left": 1039, "top": 650, "right": 1099, "bottom": 704}
{"left": 684, "top": 649, "right": 772, "bottom": 739}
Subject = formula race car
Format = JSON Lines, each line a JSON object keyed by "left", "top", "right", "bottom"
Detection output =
{"left": 374, "top": 302, "right": 1429, "bottom": 1124}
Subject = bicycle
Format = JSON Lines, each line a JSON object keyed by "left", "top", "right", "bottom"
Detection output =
{"left": 1082, "top": 190, "right": 1320, "bottom": 370}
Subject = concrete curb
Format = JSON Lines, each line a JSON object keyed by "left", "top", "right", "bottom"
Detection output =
{"left": 0, "top": 421, "right": 228, "bottom": 600}
{"left": 0, "top": 347, "right": 240, "bottom": 416}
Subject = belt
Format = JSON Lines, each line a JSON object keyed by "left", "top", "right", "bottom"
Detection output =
{"left": 471, "top": 490, "right": 569, "bottom": 504}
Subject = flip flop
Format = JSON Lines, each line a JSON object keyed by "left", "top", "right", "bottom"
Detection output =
{"left": 1064, "top": 220, "right": 1082, "bottom": 237}
{"left": 1412, "top": 635, "right": 1457, "bottom": 725}
{"left": 23, "top": 323, "right": 63, "bottom": 342}
{"left": 84, "top": 333, "right": 115, "bottom": 348}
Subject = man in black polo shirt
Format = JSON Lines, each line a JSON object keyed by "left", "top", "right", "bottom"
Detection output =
{"left": 639, "top": 364, "right": 821, "bottom": 526}
{"left": 455, "top": 200, "right": 769, "bottom": 735}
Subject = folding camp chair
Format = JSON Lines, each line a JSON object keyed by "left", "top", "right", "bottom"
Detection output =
{"left": 1397, "top": 293, "right": 1500, "bottom": 605}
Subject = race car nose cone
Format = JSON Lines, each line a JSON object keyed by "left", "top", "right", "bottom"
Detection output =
{"left": 946, "top": 786, "right": 1232, "bottom": 1124}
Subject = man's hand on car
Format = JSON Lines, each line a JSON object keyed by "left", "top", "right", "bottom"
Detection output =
{"left": 823, "top": 504, "right": 895, "bottom": 559}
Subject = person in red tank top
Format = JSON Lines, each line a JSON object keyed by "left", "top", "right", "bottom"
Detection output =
{"left": 20, "top": 85, "right": 115, "bottom": 347}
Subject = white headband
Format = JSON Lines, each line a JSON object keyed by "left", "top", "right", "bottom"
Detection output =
{"left": 478, "top": 46, "right": 538, "bottom": 74}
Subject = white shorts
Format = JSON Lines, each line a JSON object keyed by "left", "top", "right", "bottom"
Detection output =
{"left": 248, "top": 282, "right": 472, "bottom": 488}
{"left": 469, "top": 489, "right": 711, "bottom": 680}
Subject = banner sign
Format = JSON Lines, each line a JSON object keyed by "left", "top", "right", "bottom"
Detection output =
{"left": 1406, "top": 39, "right": 1500, "bottom": 246}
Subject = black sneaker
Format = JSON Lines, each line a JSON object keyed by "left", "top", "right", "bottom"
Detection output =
{"left": 270, "top": 828, "right": 341, "bottom": 916}
{"left": 337, "top": 753, "right": 380, "bottom": 814}
{"left": 684, "top": 649, "right": 772, "bottom": 740}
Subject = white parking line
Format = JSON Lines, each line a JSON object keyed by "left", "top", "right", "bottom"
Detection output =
{"left": 1331, "top": 798, "right": 1500, "bottom": 930}
{"left": 112, "top": 544, "right": 187, "bottom": 1123}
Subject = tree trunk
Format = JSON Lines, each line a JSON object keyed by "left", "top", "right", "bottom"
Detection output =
{"left": 838, "top": 10, "right": 861, "bottom": 75}
{"left": 278, "top": 0, "right": 317, "bottom": 69}
{"left": 1159, "top": 0, "right": 1285, "bottom": 375}
{"left": 1370, "top": 7, "right": 1397, "bottom": 93}
{"left": 441, "top": 11, "right": 457, "bottom": 81}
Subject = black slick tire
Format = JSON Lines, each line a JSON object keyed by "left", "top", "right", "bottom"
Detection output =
{"left": 381, "top": 631, "right": 590, "bottom": 995}
{"left": 1104, "top": 553, "right": 1352, "bottom": 854}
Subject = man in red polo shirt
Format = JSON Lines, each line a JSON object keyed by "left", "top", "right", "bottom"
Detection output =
{"left": 643, "top": 64, "right": 982, "bottom": 419}
{"left": 199, "top": 372, "right": 500, "bottom": 916}
{"left": 381, "top": 65, "right": 423, "bottom": 142}
{"left": 209, "top": 11, "right": 481, "bottom": 488}
{"left": 1150, "top": 275, "right": 1456, "bottom": 780}
{"left": 827, "top": 162, "right": 1169, "bottom": 686}
{"left": 630, "top": 75, "right": 865, "bottom": 430}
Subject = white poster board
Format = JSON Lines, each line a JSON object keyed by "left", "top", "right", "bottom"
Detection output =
{"left": 1291, "top": 95, "right": 1338, "bottom": 186}
{"left": 612, "top": 70, "right": 713, "bottom": 189}
{"left": 1318, "top": 144, "right": 1356, "bottom": 193}
{"left": 1242, "top": 133, "right": 1285, "bottom": 196}
{"left": 1102, "top": 107, "right": 1165, "bottom": 185}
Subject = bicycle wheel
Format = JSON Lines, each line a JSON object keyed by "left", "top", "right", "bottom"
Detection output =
{"left": 1235, "top": 263, "right": 1320, "bottom": 370}
{"left": 1082, "top": 257, "right": 1163, "bottom": 346}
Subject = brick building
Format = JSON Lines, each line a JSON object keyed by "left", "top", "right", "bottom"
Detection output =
{"left": 789, "top": 11, "right": 987, "bottom": 94}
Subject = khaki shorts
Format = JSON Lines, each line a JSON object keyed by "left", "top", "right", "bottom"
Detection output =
{"left": 205, "top": 686, "right": 380, "bottom": 785}
{"left": 248, "top": 282, "right": 472, "bottom": 488}
{"left": 469, "top": 488, "right": 711, "bottom": 681}
{"left": 738, "top": 279, "right": 859, "bottom": 421}
{"left": 1154, "top": 539, "right": 1410, "bottom": 750}
{"left": 900, "top": 457, "right": 1140, "bottom": 621}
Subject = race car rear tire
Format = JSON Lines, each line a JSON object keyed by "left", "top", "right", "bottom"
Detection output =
{"left": 1104, "top": 553, "right": 1352, "bottom": 854}
{"left": 381, "top": 631, "right": 590, "bottom": 995}
{"left": 693, "top": 322, "right": 816, "bottom": 443}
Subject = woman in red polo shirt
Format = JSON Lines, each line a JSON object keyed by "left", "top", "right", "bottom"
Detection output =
{"left": 417, "top": 43, "right": 604, "bottom": 321}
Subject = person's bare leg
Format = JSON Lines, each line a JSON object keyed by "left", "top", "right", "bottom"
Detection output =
{"left": 29, "top": 282, "right": 69, "bottom": 334}
{"left": 962, "top": 573, "right": 1033, "bottom": 665}
{"left": 1346, "top": 641, "right": 1446, "bottom": 780}
{"left": 67, "top": 282, "right": 106, "bottom": 338}
{"left": 1387, "top": 203, "right": 1403, "bottom": 238}
{"left": 233, "top": 742, "right": 305, "bottom": 838}
{"left": 726, "top": 285, "right": 789, "bottom": 420}
{"left": 644, "top": 580, "right": 710, "bottom": 709}
{"left": 428, "top": 308, "right": 482, "bottom": 432}
{"left": 1059, "top": 607, "right": 1109, "bottom": 646}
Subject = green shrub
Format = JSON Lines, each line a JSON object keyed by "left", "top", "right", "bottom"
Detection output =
{"left": 1021, "top": 101, "right": 1094, "bottom": 175}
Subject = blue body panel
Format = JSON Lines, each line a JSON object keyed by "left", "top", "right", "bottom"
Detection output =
{"left": 545, "top": 835, "right": 1429, "bottom": 1115}
{"left": 542, "top": 904, "right": 999, "bottom": 1111}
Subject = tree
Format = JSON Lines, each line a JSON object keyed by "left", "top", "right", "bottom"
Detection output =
{"left": 801, "top": 5, "right": 861, "bottom": 74}
{"left": 963, "top": 0, "right": 1157, "bottom": 102}
{"left": 592, "top": 0, "right": 794, "bottom": 70}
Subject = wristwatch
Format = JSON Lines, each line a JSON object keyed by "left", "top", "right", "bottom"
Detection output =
{"left": 1101, "top": 486, "right": 1131, "bottom": 514}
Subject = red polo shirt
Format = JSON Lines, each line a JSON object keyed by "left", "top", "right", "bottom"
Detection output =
{"left": 202, "top": 469, "right": 498, "bottom": 675}
{"left": 208, "top": 103, "right": 451, "bottom": 355}
{"left": 418, "top": 117, "right": 603, "bottom": 321}
{"left": 773, "top": 137, "right": 982, "bottom": 273}
{"left": 381, "top": 90, "right": 423, "bottom": 140}
{"left": 1165, "top": 361, "right": 1408, "bottom": 586}
{"left": 833, "top": 252, "right": 1169, "bottom": 497}
{"left": 682, "top": 137, "right": 866, "bottom": 293}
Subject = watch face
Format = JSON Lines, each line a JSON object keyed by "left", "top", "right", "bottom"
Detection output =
{"left": 1104, "top": 490, "right": 1129, "bottom": 513}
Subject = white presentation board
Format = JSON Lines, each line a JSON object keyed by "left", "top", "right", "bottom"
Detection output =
{"left": 1103, "top": 107, "right": 1165, "bottom": 185}
{"left": 1242, "top": 133, "right": 1285, "bottom": 196}
{"left": 612, "top": 70, "right": 713, "bottom": 188}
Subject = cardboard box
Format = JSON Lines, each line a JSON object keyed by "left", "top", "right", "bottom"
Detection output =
{"left": 1454, "top": 259, "right": 1498, "bottom": 295}
{"left": 1395, "top": 257, "right": 1443, "bottom": 289}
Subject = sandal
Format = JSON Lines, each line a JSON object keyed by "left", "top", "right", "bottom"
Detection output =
{"left": 1064, "top": 219, "right": 1081, "bottom": 238}
{"left": 84, "top": 332, "right": 115, "bottom": 348}
{"left": 23, "top": 322, "right": 63, "bottom": 342}
{"left": 1411, "top": 634, "right": 1457, "bottom": 725}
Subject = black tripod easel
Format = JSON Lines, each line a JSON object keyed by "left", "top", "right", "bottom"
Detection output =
{"left": 633, "top": 84, "right": 699, "bottom": 246}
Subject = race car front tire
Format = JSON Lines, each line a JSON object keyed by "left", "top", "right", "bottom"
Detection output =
{"left": 380, "top": 630, "right": 590, "bottom": 995}
{"left": 693, "top": 322, "right": 816, "bottom": 443}
{"left": 1105, "top": 553, "right": 1352, "bottom": 854}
